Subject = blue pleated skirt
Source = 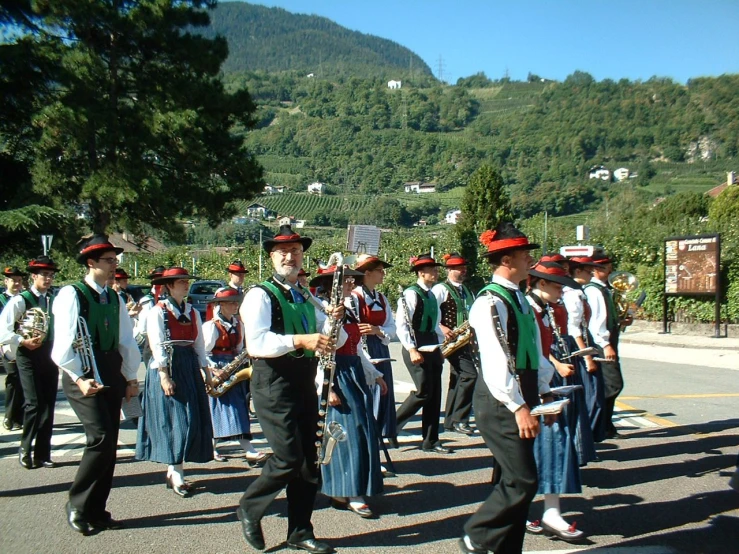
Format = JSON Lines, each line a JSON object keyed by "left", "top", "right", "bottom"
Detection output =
{"left": 136, "top": 345, "right": 214, "bottom": 465}
{"left": 209, "top": 354, "right": 251, "bottom": 440}
{"left": 321, "top": 354, "right": 383, "bottom": 498}
{"left": 365, "top": 334, "right": 397, "bottom": 439}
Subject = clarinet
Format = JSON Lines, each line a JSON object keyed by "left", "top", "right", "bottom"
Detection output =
{"left": 489, "top": 299, "right": 518, "bottom": 381}
{"left": 546, "top": 303, "right": 571, "bottom": 360}
{"left": 397, "top": 285, "right": 417, "bottom": 349}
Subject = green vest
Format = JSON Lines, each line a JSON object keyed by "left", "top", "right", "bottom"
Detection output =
{"left": 261, "top": 280, "right": 317, "bottom": 358}
{"left": 72, "top": 282, "right": 120, "bottom": 352}
{"left": 583, "top": 281, "right": 618, "bottom": 332}
{"left": 479, "top": 283, "right": 539, "bottom": 371}
{"left": 20, "top": 290, "right": 54, "bottom": 343}
{"left": 408, "top": 284, "right": 439, "bottom": 333}
{"left": 442, "top": 282, "right": 473, "bottom": 327}
{"left": 0, "top": 292, "right": 10, "bottom": 309}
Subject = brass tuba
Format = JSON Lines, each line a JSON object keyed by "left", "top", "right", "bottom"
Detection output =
{"left": 440, "top": 321, "right": 472, "bottom": 358}
{"left": 208, "top": 350, "right": 252, "bottom": 397}
{"left": 19, "top": 307, "right": 49, "bottom": 341}
{"left": 608, "top": 271, "right": 639, "bottom": 329}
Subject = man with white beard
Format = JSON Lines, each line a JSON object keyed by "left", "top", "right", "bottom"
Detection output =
{"left": 236, "top": 225, "right": 345, "bottom": 554}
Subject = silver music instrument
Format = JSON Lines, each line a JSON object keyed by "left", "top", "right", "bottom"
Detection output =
{"left": 608, "top": 271, "right": 639, "bottom": 331}
{"left": 19, "top": 307, "right": 49, "bottom": 341}
{"left": 315, "top": 253, "right": 349, "bottom": 467}
{"left": 208, "top": 349, "right": 252, "bottom": 397}
{"left": 73, "top": 316, "right": 103, "bottom": 384}
{"left": 440, "top": 321, "right": 472, "bottom": 358}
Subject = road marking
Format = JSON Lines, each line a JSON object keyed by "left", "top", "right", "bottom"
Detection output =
{"left": 616, "top": 400, "right": 677, "bottom": 428}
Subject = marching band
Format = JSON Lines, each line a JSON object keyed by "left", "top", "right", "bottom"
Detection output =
{"left": 0, "top": 222, "right": 647, "bottom": 552}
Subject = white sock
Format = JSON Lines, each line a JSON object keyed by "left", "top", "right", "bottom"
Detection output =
{"left": 239, "top": 438, "right": 258, "bottom": 454}
{"left": 349, "top": 497, "right": 365, "bottom": 508}
{"left": 170, "top": 463, "right": 185, "bottom": 487}
{"left": 543, "top": 494, "right": 570, "bottom": 531}
{"left": 167, "top": 464, "right": 174, "bottom": 478}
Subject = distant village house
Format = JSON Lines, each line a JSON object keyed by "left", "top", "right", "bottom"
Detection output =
{"left": 588, "top": 165, "right": 611, "bottom": 181}
{"left": 705, "top": 171, "right": 736, "bottom": 198}
{"left": 613, "top": 168, "right": 630, "bottom": 181}
{"left": 263, "top": 185, "right": 286, "bottom": 194}
{"left": 404, "top": 181, "right": 436, "bottom": 194}
{"left": 445, "top": 209, "right": 462, "bottom": 224}
{"left": 246, "top": 202, "right": 276, "bottom": 220}
{"left": 278, "top": 215, "right": 296, "bottom": 226}
{"left": 388, "top": 80, "right": 402, "bottom": 89}
{"left": 307, "top": 182, "right": 324, "bottom": 195}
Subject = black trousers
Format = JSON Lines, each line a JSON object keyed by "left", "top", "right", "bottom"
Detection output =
{"left": 240, "top": 358, "right": 320, "bottom": 542}
{"left": 464, "top": 381, "right": 538, "bottom": 554}
{"left": 396, "top": 332, "right": 444, "bottom": 449}
{"left": 16, "top": 343, "right": 58, "bottom": 461}
{"left": 443, "top": 348, "right": 477, "bottom": 428}
{"left": 62, "top": 350, "right": 125, "bottom": 516}
{"left": 600, "top": 358, "right": 624, "bottom": 434}
{"left": 3, "top": 356, "right": 25, "bottom": 427}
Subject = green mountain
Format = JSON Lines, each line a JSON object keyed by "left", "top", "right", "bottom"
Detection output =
{"left": 205, "top": 2, "right": 433, "bottom": 78}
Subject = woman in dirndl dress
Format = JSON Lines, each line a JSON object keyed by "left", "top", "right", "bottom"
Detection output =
{"left": 202, "top": 287, "right": 268, "bottom": 466}
{"left": 563, "top": 256, "right": 608, "bottom": 443}
{"left": 525, "top": 260, "right": 586, "bottom": 543}
{"left": 136, "top": 267, "right": 214, "bottom": 497}
{"left": 313, "top": 267, "right": 387, "bottom": 519}
{"left": 351, "top": 254, "right": 397, "bottom": 447}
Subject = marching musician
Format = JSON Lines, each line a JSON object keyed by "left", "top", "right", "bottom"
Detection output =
{"left": 432, "top": 252, "right": 477, "bottom": 436}
{"left": 584, "top": 251, "right": 629, "bottom": 440}
{"left": 0, "top": 257, "right": 59, "bottom": 469}
{"left": 236, "top": 225, "right": 344, "bottom": 554}
{"left": 460, "top": 223, "right": 554, "bottom": 554}
{"left": 227, "top": 260, "right": 248, "bottom": 293}
{"left": 564, "top": 256, "right": 607, "bottom": 442}
{"left": 311, "top": 267, "right": 386, "bottom": 520}
{"left": 112, "top": 268, "right": 141, "bottom": 318}
{"left": 395, "top": 253, "right": 451, "bottom": 454}
{"left": 351, "top": 254, "right": 397, "bottom": 448}
{"left": 525, "top": 260, "right": 586, "bottom": 542}
{"left": 297, "top": 267, "right": 310, "bottom": 288}
{"left": 50, "top": 236, "right": 141, "bottom": 534}
{"left": 1, "top": 266, "right": 27, "bottom": 431}
{"left": 203, "top": 287, "right": 268, "bottom": 466}
{"left": 135, "top": 267, "right": 214, "bottom": 498}
{"left": 133, "top": 266, "right": 165, "bottom": 367}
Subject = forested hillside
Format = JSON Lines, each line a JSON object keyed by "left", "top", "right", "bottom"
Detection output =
{"left": 204, "top": 2, "right": 433, "bottom": 77}
{"left": 225, "top": 70, "right": 739, "bottom": 220}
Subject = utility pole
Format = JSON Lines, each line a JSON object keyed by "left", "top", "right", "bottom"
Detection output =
{"left": 402, "top": 90, "right": 408, "bottom": 131}
{"left": 437, "top": 54, "right": 445, "bottom": 84}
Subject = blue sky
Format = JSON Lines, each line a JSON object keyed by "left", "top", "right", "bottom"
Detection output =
{"left": 241, "top": 0, "right": 739, "bottom": 83}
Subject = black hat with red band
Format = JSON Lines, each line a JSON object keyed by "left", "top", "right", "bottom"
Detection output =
{"left": 480, "top": 223, "right": 539, "bottom": 258}
{"left": 114, "top": 268, "right": 130, "bottom": 280}
{"left": 147, "top": 266, "right": 166, "bottom": 281}
{"left": 76, "top": 234, "right": 124, "bottom": 264}
{"left": 409, "top": 254, "right": 442, "bottom": 272}
{"left": 540, "top": 253, "right": 568, "bottom": 264}
{"left": 591, "top": 250, "right": 614, "bottom": 266}
{"left": 263, "top": 225, "right": 312, "bottom": 253}
{"left": 354, "top": 254, "right": 392, "bottom": 273}
{"left": 227, "top": 260, "right": 248, "bottom": 274}
{"left": 26, "top": 256, "right": 59, "bottom": 274}
{"left": 528, "top": 261, "right": 581, "bottom": 289}
{"left": 151, "top": 267, "right": 198, "bottom": 285}
{"left": 568, "top": 256, "right": 605, "bottom": 269}
{"left": 298, "top": 268, "right": 311, "bottom": 277}
{"left": 3, "top": 266, "right": 27, "bottom": 278}
{"left": 309, "top": 265, "right": 364, "bottom": 288}
{"left": 205, "top": 286, "right": 243, "bottom": 304}
{"left": 442, "top": 252, "right": 468, "bottom": 268}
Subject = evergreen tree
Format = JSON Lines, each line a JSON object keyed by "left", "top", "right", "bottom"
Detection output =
{"left": 4, "top": 0, "right": 263, "bottom": 240}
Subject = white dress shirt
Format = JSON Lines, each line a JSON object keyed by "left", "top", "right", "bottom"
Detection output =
{"left": 351, "top": 286, "right": 396, "bottom": 345}
{"left": 240, "top": 279, "right": 345, "bottom": 359}
{"left": 584, "top": 277, "right": 610, "bottom": 348}
{"left": 0, "top": 286, "right": 49, "bottom": 355}
{"left": 133, "top": 290, "right": 156, "bottom": 342}
{"left": 395, "top": 279, "right": 445, "bottom": 350}
{"left": 563, "top": 286, "right": 588, "bottom": 339}
{"left": 51, "top": 276, "right": 141, "bottom": 382}
{"left": 469, "top": 274, "right": 554, "bottom": 413}
{"left": 146, "top": 298, "right": 207, "bottom": 370}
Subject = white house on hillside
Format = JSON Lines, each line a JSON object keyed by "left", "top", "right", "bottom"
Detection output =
{"left": 263, "top": 185, "right": 286, "bottom": 194}
{"left": 388, "top": 80, "right": 402, "bottom": 89}
{"left": 246, "top": 203, "right": 268, "bottom": 218}
{"left": 588, "top": 165, "right": 611, "bottom": 181}
{"left": 278, "top": 216, "right": 296, "bottom": 226}
{"left": 404, "top": 182, "right": 436, "bottom": 194}
{"left": 613, "top": 168, "right": 630, "bottom": 181}
{"left": 445, "top": 209, "right": 462, "bottom": 224}
{"left": 308, "top": 182, "right": 324, "bottom": 195}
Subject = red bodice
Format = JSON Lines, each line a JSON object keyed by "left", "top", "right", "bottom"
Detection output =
{"left": 336, "top": 321, "right": 361, "bottom": 356}
{"left": 533, "top": 308, "right": 553, "bottom": 358}
{"left": 551, "top": 303, "right": 569, "bottom": 337}
{"left": 212, "top": 318, "right": 241, "bottom": 356}
{"left": 160, "top": 302, "right": 198, "bottom": 341}
{"left": 353, "top": 290, "right": 387, "bottom": 326}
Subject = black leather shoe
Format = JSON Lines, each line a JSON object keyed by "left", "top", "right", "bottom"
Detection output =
{"left": 286, "top": 538, "right": 335, "bottom": 553}
{"left": 90, "top": 512, "right": 125, "bottom": 530}
{"left": 66, "top": 501, "right": 94, "bottom": 536}
{"left": 2, "top": 419, "right": 11, "bottom": 431}
{"left": 457, "top": 535, "right": 488, "bottom": 553}
{"left": 605, "top": 429, "right": 622, "bottom": 440}
{"left": 452, "top": 422, "right": 476, "bottom": 436}
{"left": 34, "top": 458, "right": 57, "bottom": 469}
{"left": 18, "top": 448, "right": 33, "bottom": 469}
{"left": 236, "top": 507, "right": 265, "bottom": 550}
{"left": 386, "top": 437, "right": 399, "bottom": 449}
{"left": 422, "top": 444, "right": 454, "bottom": 454}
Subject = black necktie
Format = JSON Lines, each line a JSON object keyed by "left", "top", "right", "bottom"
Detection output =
{"left": 178, "top": 302, "right": 189, "bottom": 323}
{"left": 99, "top": 290, "right": 108, "bottom": 305}
{"left": 39, "top": 294, "right": 47, "bottom": 310}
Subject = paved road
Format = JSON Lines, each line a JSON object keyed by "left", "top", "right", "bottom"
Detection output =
{"left": 0, "top": 341, "right": 737, "bottom": 554}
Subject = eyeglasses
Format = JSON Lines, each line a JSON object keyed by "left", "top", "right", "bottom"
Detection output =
{"left": 272, "top": 247, "right": 303, "bottom": 257}
{"left": 98, "top": 257, "right": 119, "bottom": 265}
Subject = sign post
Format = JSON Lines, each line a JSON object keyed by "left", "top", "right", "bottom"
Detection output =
{"left": 41, "top": 235, "right": 53, "bottom": 256}
{"left": 663, "top": 234, "right": 721, "bottom": 338}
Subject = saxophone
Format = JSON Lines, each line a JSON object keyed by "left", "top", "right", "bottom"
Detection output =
{"left": 440, "top": 321, "right": 472, "bottom": 358}
{"left": 315, "top": 253, "right": 348, "bottom": 467}
{"left": 208, "top": 349, "right": 252, "bottom": 397}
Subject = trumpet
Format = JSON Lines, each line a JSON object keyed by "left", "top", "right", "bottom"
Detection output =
{"left": 73, "top": 316, "right": 102, "bottom": 384}
{"left": 19, "top": 307, "right": 49, "bottom": 341}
